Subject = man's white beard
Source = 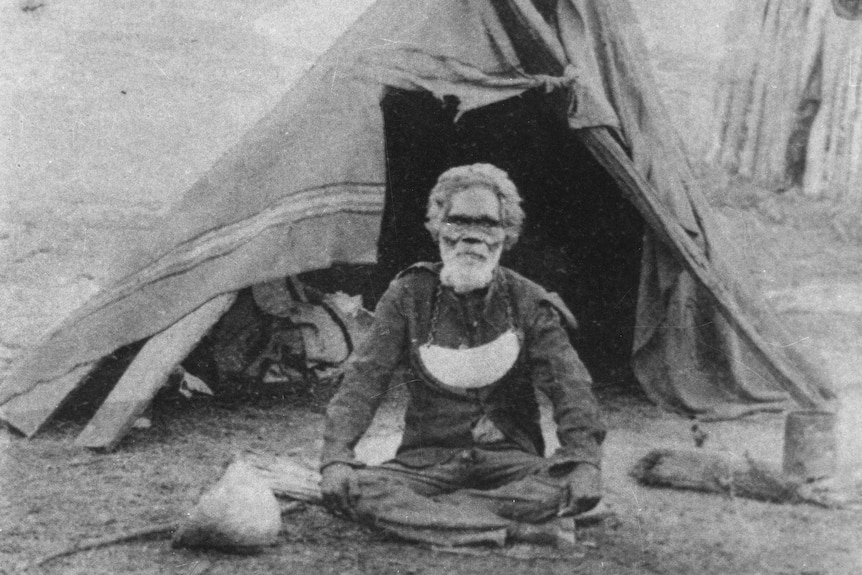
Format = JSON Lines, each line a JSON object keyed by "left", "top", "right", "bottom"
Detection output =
{"left": 439, "top": 245, "right": 502, "bottom": 294}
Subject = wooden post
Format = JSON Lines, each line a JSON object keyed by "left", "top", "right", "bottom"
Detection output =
{"left": 74, "top": 293, "right": 235, "bottom": 451}
{"left": 713, "top": 0, "right": 862, "bottom": 212}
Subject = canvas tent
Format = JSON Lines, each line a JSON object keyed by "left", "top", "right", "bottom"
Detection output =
{"left": 0, "top": 0, "right": 835, "bottom": 448}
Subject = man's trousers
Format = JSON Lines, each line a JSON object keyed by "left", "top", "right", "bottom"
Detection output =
{"left": 349, "top": 446, "right": 589, "bottom": 547}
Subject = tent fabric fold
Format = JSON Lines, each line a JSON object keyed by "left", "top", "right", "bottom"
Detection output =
{"left": 0, "top": 0, "right": 833, "bottom": 424}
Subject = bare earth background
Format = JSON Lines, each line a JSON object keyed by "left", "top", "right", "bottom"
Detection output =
{"left": 1, "top": 1, "right": 862, "bottom": 574}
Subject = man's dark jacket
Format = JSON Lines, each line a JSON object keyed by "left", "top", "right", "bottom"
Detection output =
{"left": 320, "top": 263, "right": 605, "bottom": 471}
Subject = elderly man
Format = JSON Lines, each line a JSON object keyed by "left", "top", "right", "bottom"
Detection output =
{"left": 320, "top": 163, "right": 605, "bottom": 547}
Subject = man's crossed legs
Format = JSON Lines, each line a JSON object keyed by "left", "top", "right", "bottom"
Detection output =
{"left": 342, "top": 446, "right": 600, "bottom": 547}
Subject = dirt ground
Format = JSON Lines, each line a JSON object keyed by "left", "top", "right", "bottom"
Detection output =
{"left": 2, "top": 1, "right": 862, "bottom": 574}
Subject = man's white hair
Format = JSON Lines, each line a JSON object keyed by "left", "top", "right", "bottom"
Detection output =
{"left": 425, "top": 163, "right": 525, "bottom": 250}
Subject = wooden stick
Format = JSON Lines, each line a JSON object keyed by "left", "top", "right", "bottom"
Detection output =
{"left": 32, "top": 522, "right": 178, "bottom": 568}
{"left": 31, "top": 500, "right": 305, "bottom": 569}
{"left": 74, "top": 294, "right": 235, "bottom": 451}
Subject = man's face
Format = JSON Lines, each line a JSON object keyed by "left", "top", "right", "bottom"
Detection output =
{"left": 438, "top": 186, "right": 505, "bottom": 293}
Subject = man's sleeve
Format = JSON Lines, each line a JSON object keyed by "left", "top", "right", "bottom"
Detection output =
{"left": 527, "top": 300, "right": 606, "bottom": 468}
{"left": 319, "top": 281, "right": 408, "bottom": 471}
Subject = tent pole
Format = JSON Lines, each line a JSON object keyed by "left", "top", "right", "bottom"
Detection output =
{"left": 74, "top": 293, "right": 236, "bottom": 451}
{"left": 0, "top": 362, "right": 98, "bottom": 437}
{"left": 579, "top": 127, "right": 835, "bottom": 410}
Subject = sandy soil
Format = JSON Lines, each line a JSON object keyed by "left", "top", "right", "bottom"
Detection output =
{"left": 2, "top": 1, "right": 862, "bottom": 574}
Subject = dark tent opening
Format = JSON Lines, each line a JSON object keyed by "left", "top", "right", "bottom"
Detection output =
{"left": 374, "top": 87, "right": 645, "bottom": 393}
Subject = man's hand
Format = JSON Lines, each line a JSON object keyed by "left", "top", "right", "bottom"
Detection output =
{"left": 558, "top": 463, "right": 601, "bottom": 516}
{"left": 320, "top": 463, "right": 360, "bottom": 518}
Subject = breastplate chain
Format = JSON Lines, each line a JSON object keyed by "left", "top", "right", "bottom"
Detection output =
{"left": 417, "top": 271, "right": 522, "bottom": 390}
